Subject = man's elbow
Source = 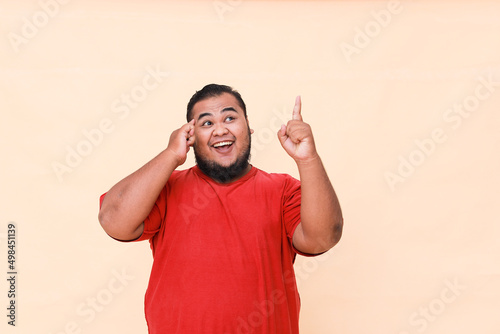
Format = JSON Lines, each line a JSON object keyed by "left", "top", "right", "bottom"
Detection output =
{"left": 98, "top": 207, "right": 144, "bottom": 241}
{"left": 298, "top": 218, "right": 343, "bottom": 255}
{"left": 98, "top": 206, "right": 115, "bottom": 236}
{"left": 318, "top": 218, "right": 344, "bottom": 252}
{"left": 98, "top": 206, "right": 123, "bottom": 239}
{"left": 330, "top": 218, "right": 343, "bottom": 247}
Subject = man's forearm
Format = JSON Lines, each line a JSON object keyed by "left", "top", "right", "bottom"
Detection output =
{"left": 99, "top": 120, "right": 195, "bottom": 241}
{"left": 296, "top": 155, "right": 343, "bottom": 252}
{"left": 98, "top": 149, "right": 179, "bottom": 240}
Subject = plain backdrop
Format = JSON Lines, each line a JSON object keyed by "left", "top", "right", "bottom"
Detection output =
{"left": 1, "top": 0, "right": 499, "bottom": 333}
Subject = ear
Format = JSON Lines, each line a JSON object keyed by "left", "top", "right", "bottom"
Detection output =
{"left": 246, "top": 117, "right": 254, "bottom": 134}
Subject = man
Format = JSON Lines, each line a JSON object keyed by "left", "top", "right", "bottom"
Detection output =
{"left": 98, "top": 84, "right": 343, "bottom": 333}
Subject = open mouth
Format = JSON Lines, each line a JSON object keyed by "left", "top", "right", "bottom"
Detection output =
{"left": 212, "top": 141, "right": 234, "bottom": 153}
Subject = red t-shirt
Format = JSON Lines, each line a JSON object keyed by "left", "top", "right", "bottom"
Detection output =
{"left": 102, "top": 166, "right": 308, "bottom": 333}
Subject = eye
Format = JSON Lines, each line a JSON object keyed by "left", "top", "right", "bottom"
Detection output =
{"left": 225, "top": 116, "right": 235, "bottom": 122}
{"left": 202, "top": 120, "right": 213, "bottom": 126}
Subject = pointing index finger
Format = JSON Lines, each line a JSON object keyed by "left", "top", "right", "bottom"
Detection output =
{"left": 292, "top": 95, "right": 302, "bottom": 121}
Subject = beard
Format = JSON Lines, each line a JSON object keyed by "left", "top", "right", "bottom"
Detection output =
{"left": 194, "top": 128, "right": 251, "bottom": 183}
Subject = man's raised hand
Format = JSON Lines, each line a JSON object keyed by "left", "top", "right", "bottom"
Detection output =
{"left": 277, "top": 96, "right": 319, "bottom": 164}
{"left": 166, "top": 119, "right": 195, "bottom": 167}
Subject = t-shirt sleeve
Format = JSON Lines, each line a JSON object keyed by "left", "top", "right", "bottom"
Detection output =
{"left": 99, "top": 187, "right": 167, "bottom": 242}
{"left": 282, "top": 176, "right": 304, "bottom": 254}
{"left": 282, "top": 175, "right": 301, "bottom": 239}
{"left": 136, "top": 186, "right": 167, "bottom": 241}
{"left": 282, "top": 175, "right": 322, "bottom": 257}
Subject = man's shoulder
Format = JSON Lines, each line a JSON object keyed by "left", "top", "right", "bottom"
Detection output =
{"left": 171, "top": 166, "right": 196, "bottom": 176}
{"left": 251, "top": 168, "right": 301, "bottom": 199}
{"left": 253, "top": 167, "right": 299, "bottom": 185}
{"left": 167, "top": 166, "right": 198, "bottom": 184}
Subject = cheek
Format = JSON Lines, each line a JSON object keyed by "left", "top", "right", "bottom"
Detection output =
{"left": 193, "top": 129, "right": 207, "bottom": 146}
{"left": 237, "top": 127, "right": 251, "bottom": 144}
{"left": 231, "top": 123, "right": 250, "bottom": 139}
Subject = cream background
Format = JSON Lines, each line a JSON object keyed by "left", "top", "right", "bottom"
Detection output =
{"left": 1, "top": 0, "right": 499, "bottom": 333}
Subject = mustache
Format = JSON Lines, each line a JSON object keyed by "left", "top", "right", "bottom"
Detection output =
{"left": 193, "top": 128, "right": 252, "bottom": 183}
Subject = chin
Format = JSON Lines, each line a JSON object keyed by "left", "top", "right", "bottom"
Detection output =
{"left": 194, "top": 148, "right": 251, "bottom": 183}
{"left": 216, "top": 158, "right": 238, "bottom": 167}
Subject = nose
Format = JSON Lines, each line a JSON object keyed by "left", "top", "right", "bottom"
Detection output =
{"left": 212, "top": 122, "right": 229, "bottom": 136}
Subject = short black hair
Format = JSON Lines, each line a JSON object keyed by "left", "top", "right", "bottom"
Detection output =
{"left": 186, "top": 84, "right": 247, "bottom": 122}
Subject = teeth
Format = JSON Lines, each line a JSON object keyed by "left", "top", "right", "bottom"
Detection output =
{"left": 213, "top": 141, "right": 233, "bottom": 148}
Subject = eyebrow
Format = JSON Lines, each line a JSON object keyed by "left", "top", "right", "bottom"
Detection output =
{"left": 221, "top": 107, "right": 237, "bottom": 113}
{"left": 197, "top": 107, "right": 238, "bottom": 121}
